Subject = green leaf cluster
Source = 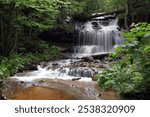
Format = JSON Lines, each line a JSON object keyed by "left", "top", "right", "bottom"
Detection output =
{"left": 0, "top": 0, "right": 83, "bottom": 57}
{"left": 0, "top": 40, "right": 61, "bottom": 79}
{"left": 97, "top": 22, "right": 150, "bottom": 99}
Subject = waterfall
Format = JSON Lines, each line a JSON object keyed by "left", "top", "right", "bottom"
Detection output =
{"left": 73, "top": 19, "right": 124, "bottom": 57}
{"left": 12, "top": 19, "right": 124, "bottom": 82}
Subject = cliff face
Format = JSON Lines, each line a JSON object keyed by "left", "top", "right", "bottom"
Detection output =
{"left": 39, "top": 28, "right": 74, "bottom": 44}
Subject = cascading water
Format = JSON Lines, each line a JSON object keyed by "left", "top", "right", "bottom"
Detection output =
{"left": 12, "top": 59, "right": 96, "bottom": 82}
{"left": 12, "top": 18, "right": 124, "bottom": 82}
{"left": 4, "top": 17, "right": 123, "bottom": 100}
{"left": 73, "top": 19, "right": 124, "bottom": 57}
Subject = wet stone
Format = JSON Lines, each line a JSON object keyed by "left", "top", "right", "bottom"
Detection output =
{"left": 47, "top": 66, "right": 52, "bottom": 70}
{"left": 0, "top": 80, "right": 4, "bottom": 87}
{"left": 52, "top": 63, "right": 59, "bottom": 66}
{"left": 0, "top": 89, "right": 7, "bottom": 100}
{"left": 41, "top": 62, "right": 48, "bottom": 68}
{"left": 32, "top": 84, "right": 36, "bottom": 86}
{"left": 39, "top": 80, "right": 45, "bottom": 83}
{"left": 94, "top": 60, "right": 101, "bottom": 63}
{"left": 81, "top": 62, "right": 89, "bottom": 67}
{"left": 98, "top": 64, "right": 106, "bottom": 68}
{"left": 91, "top": 75, "right": 97, "bottom": 81}
{"left": 9, "top": 86, "right": 77, "bottom": 100}
{"left": 90, "top": 63, "right": 97, "bottom": 67}
{"left": 97, "top": 93, "right": 102, "bottom": 97}
{"left": 83, "top": 56, "right": 94, "bottom": 62}
{"left": 20, "top": 81, "right": 24, "bottom": 84}
{"left": 25, "top": 63, "right": 38, "bottom": 71}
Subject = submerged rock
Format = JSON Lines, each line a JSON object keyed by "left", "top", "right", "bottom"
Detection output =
{"left": 0, "top": 89, "right": 8, "bottom": 100}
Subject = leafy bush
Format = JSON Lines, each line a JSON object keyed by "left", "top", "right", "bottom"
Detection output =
{"left": 0, "top": 45, "right": 61, "bottom": 79}
{"left": 97, "top": 22, "right": 150, "bottom": 99}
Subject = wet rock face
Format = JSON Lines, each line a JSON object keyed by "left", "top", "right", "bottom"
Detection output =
{"left": 68, "top": 68, "right": 94, "bottom": 77}
{"left": 0, "top": 81, "right": 4, "bottom": 99}
{"left": 0, "top": 89, "right": 2, "bottom": 98}
{"left": 39, "top": 28, "right": 74, "bottom": 44}
{"left": 9, "top": 86, "right": 77, "bottom": 100}
{"left": 23, "top": 63, "right": 38, "bottom": 71}
{"left": 3, "top": 79, "right": 100, "bottom": 100}
{"left": 4, "top": 79, "right": 119, "bottom": 100}
{"left": 0, "top": 80, "right": 4, "bottom": 87}
{"left": 0, "top": 87, "right": 7, "bottom": 100}
{"left": 82, "top": 56, "right": 94, "bottom": 62}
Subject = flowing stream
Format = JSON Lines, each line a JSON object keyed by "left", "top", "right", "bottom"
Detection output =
{"left": 2, "top": 18, "right": 123, "bottom": 100}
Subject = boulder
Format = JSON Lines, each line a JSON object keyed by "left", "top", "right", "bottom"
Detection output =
{"left": 97, "top": 93, "right": 102, "bottom": 97}
{"left": 0, "top": 80, "right": 4, "bottom": 87}
{"left": 94, "top": 59, "right": 101, "bottom": 63}
{"left": 0, "top": 89, "right": 7, "bottom": 100}
{"left": 52, "top": 63, "right": 59, "bottom": 66}
{"left": 23, "top": 62, "right": 38, "bottom": 71}
{"left": 91, "top": 75, "right": 97, "bottom": 81}
{"left": 82, "top": 56, "right": 94, "bottom": 62}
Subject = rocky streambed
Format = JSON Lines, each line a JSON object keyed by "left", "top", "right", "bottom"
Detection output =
{"left": 0, "top": 54, "right": 119, "bottom": 100}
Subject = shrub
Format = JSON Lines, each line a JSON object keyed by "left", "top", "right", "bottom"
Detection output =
{"left": 97, "top": 22, "right": 150, "bottom": 99}
{"left": 0, "top": 45, "right": 61, "bottom": 79}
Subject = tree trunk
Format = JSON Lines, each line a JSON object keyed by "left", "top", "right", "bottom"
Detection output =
{"left": 5, "top": 2, "right": 16, "bottom": 56}
{"left": 131, "top": 15, "right": 134, "bottom": 23}
{"left": 1, "top": 20, "right": 4, "bottom": 55}
{"left": 124, "top": 1, "right": 129, "bottom": 30}
{"left": 29, "top": 28, "right": 33, "bottom": 40}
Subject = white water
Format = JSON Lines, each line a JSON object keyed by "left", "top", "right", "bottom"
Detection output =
{"left": 73, "top": 19, "right": 124, "bottom": 57}
{"left": 12, "top": 59, "right": 95, "bottom": 82}
{"left": 12, "top": 18, "right": 123, "bottom": 82}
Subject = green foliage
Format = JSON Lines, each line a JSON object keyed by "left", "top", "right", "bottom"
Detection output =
{"left": 97, "top": 22, "right": 150, "bottom": 99}
{"left": 0, "top": 43, "right": 61, "bottom": 79}
{"left": 0, "top": 0, "right": 82, "bottom": 57}
{"left": 82, "top": 0, "right": 102, "bottom": 15}
{"left": 0, "top": 55, "right": 26, "bottom": 78}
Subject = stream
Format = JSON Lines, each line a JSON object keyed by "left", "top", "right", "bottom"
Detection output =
{"left": 1, "top": 18, "right": 123, "bottom": 100}
{"left": 1, "top": 57, "right": 119, "bottom": 100}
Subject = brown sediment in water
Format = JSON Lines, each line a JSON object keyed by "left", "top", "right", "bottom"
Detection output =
{"left": 9, "top": 86, "right": 77, "bottom": 100}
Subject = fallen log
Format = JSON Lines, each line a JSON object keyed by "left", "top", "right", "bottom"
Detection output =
{"left": 75, "top": 10, "right": 124, "bottom": 21}
{"left": 89, "top": 10, "right": 124, "bottom": 20}
{"left": 81, "top": 52, "right": 109, "bottom": 60}
{"left": 92, "top": 52, "right": 109, "bottom": 59}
